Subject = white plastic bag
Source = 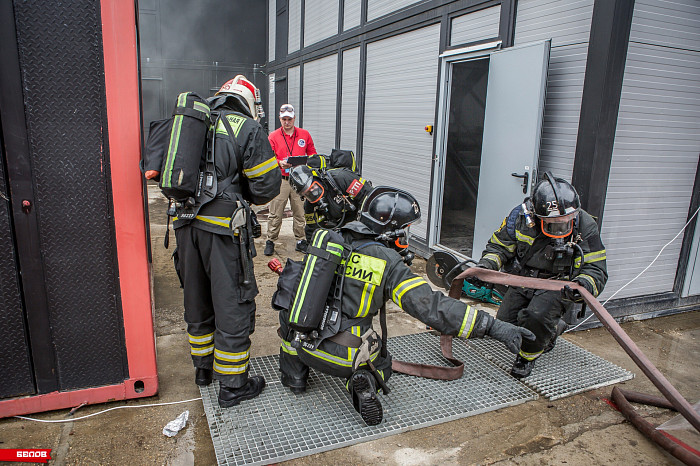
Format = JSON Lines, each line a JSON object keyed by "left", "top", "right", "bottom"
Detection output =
{"left": 163, "top": 410, "right": 189, "bottom": 437}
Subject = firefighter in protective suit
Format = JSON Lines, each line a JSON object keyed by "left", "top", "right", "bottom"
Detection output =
{"left": 277, "top": 187, "right": 535, "bottom": 425}
{"left": 289, "top": 164, "right": 373, "bottom": 244}
{"left": 474, "top": 173, "right": 607, "bottom": 378}
{"left": 174, "top": 75, "right": 281, "bottom": 407}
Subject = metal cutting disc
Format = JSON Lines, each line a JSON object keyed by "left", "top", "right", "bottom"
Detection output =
{"left": 426, "top": 250, "right": 460, "bottom": 290}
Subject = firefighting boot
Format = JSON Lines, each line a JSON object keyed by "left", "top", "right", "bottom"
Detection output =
{"left": 280, "top": 373, "right": 307, "bottom": 395}
{"left": 510, "top": 355, "right": 536, "bottom": 379}
{"left": 349, "top": 370, "right": 383, "bottom": 426}
{"left": 218, "top": 376, "right": 266, "bottom": 408}
{"left": 195, "top": 368, "right": 212, "bottom": 386}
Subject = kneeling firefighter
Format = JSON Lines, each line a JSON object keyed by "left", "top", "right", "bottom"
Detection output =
{"left": 288, "top": 164, "right": 373, "bottom": 245}
{"left": 272, "top": 187, "right": 534, "bottom": 425}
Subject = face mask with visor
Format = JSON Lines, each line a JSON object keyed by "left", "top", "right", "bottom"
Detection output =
{"left": 541, "top": 212, "right": 577, "bottom": 238}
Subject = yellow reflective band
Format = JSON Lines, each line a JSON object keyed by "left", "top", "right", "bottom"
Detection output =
{"left": 348, "top": 325, "right": 360, "bottom": 361}
{"left": 188, "top": 332, "right": 214, "bottom": 344}
{"left": 291, "top": 230, "right": 328, "bottom": 323}
{"left": 304, "top": 213, "right": 316, "bottom": 224}
{"left": 280, "top": 340, "right": 298, "bottom": 355}
{"left": 190, "top": 345, "right": 214, "bottom": 356}
{"left": 215, "top": 114, "right": 247, "bottom": 137}
{"left": 303, "top": 344, "right": 379, "bottom": 367}
{"left": 577, "top": 274, "right": 599, "bottom": 297}
{"left": 162, "top": 92, "right": 189, "bottom": 187}
{"left": 192, "top": 101, "right": 210, "bottom": 116}
{"left": 392, "top": 277, "right": 428, "bottom": 309}
{"left": 343, "top": 253, "right": 386, "bottom": 286}
{"left": 214, "top": 361, "right": 248, "bottom": 374}
{"left": 244, "top": 156, "right": 278, "bottom": 178}
{"left": 214, "top": 348, "right": 249, "bottom": 362}
{"left": 483, "top": 253, "right": 502, "bottom": 269}
{"left": 458, "top": 306, "right": 477, "bottom": 338}
{"left": 490, "top": 233, "right": 516, "bottom": 252}
{"left": 574, "top": 249, "right": 607, "bottom": 268}
{"left": 516, "top": 230, "right": 534, "bottom": 245}
{"left": 326, "top": 242, "right": 345, "bottom": 258}
{"left": 195, "top": 215, "right": 231, "bottom": 227}
{"left": 357, "top": 282, "right": 376, "bottom": 318}
{"left": 518, "top": 349, "right": 542, "bottom": 361}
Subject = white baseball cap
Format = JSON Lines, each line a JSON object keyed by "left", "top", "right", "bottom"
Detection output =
{"left": 279, "top": 103, "right": 295, "bottom": 118}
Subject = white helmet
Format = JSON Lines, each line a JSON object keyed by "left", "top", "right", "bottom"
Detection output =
{"left": 216, "top": 75, "right": 265, "bottom": 120}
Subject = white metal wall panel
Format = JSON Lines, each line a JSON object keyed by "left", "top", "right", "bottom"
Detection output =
{"left": 601, "top": 46, "right": 700, "bottom": 299}
{"left": 268, "top": 72, "right": 275, "bottom": 126}
{"left": 515, "top": 0, "right": 594, "bottom": 179}
{"left": 268, "top": 0, "right": 276, "bottom": 62}
{"left": 367, "top": 0, "right": 423, "bottom": 22}
{"left": 629, "top": 0, "right": 700, "bottom": 52}
{"left": 288, "top": 0, "right": 301, "bottom": 54}
{"left": 302, "top": 54, "right": 338, "bottom": 155}
{"left": 340, "top": 47, "right": 360, "bottom": 154}
{"left": 288, "top": 65, "right": 301, "bottom": 120}
{"left": 363, "top": 24, "right": 440, "bottom": 240}
{"left": 305, "top": 0, "right": 339, "bottom": 47}
{"left": 450, "top": 5, "right": 501, "bottom": 46}
{"left": 344, "top": 0, "right": 362, "bottom": 30}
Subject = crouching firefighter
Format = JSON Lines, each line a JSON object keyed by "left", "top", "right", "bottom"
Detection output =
{"left": 272, "top": 187, "right": 534, "bottom": 425}
{"left": 288, "top": 164, "right": 373, "bottom": 245}
{"left": 472, "top": 172, "right": 608, "bottom": 379}
{"left": 167, "top": 76, "right": 281, "bottom": 407}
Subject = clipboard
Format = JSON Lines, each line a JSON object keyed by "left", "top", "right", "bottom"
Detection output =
{"left": 287, "top": 156, "right": 308, "bottom": 166}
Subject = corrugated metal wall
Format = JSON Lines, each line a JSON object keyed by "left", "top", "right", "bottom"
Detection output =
{"left": 363, "top": 24, "right": 440, "bottom": 240}
{"left": 340, "top": 47, "right": 361, "bottom": 155}
{"left": 344, "top": 0, "right": 362, "bottom": 30}
{"left": 268, "top": 72, "right": 275, "bottom": 125}
{"left": 304, "top": 0, "right": 339, "bottom": 47}
{"left": 450, "top": 4, "right": 501, "bottom": 46}
{"left": 367, "top": 0, "right": 423, "bottom": 22}
{"left": 288, "top": 0, "right": 301, "bottom": 54}
{"left": 302, "top": 54, "right": 338, "bottom": 154}
{"left": 268, "top": 0, "right": 275, "bottom": 62}
{"left": 288, "top": 65, "right": 301, "bottom": 120}
{"left": 514, "top": 0, "right": 594, "bottom": 179}
{"left": 601, "top": 0, "right": 700, "bottom": 299}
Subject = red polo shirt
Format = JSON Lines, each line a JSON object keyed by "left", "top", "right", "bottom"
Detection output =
{"left": 268, "top": 126, "right": 316, "bottom": 176}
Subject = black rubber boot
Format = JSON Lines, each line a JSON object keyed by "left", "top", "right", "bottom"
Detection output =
{"left": 264, "top": 240, "right": 275, "bottom": 256}
{"left": 195, "top": 368, "right": 213, "bottom": 386}
{"left": 349, "top": 370, "right": 383, "bottom": 426}
{"left": 510, "top": 355, "right": 536, "bottom": 379}
{"left": 218, "top": 376, "right": 266, "bottom": 408}
{"left": 280, "top": 373, "right": 307, "bottom": 394}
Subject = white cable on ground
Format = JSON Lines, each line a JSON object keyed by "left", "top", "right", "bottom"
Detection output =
{"left": 13, "top": 397, "right": 202, "bottom": 423}
{"left": 566, "top": 205, "right": 700, "bottom": 333}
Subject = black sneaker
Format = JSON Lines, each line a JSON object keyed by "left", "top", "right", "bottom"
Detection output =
{"left": 295, "top": 239, "right": 308, "bottom": 252}
{"left": 280, "top": 373, "right": 307, "bottom": 394}
{"left": 264, "top": 240, "right": 275, "bottom": 256}
{"left": 350, "top": 370, "right": 383, "bottom": 426}
{"left": 218, "top": 376, "right": 266, "bottom": 408}
{"left": 195, "top": 368, "right": 212, "bottom": 386}
{"left": 510, "top": 355, "right": 536, "bottom": 379}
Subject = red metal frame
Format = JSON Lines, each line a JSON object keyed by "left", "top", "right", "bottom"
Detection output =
{"left": 0, "top": 0, "right": 158, "bottom": 418}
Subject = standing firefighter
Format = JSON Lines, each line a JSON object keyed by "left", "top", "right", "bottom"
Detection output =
{"left": 474, "top": 173, "right": 607, "bottom": 378}
{"left": 273, "top": 187, "right": 534, "bottom": 425}
{"left": 173, "top": 76, "right": 281, "bottom": 407}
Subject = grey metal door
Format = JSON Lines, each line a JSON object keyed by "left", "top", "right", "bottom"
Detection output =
{"left": 471, "top": 40, "right": 550, "bottom": 256}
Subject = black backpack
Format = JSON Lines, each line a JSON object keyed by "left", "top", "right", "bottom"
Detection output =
{"left": 307, "top": 148, "right": 359, "bottom": 174}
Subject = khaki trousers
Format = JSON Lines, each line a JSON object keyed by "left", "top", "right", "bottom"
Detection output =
{"left": 267, "top": 178, "right": 305, "bottom": 241}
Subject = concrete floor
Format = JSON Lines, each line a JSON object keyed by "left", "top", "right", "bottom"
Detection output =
{"left": 0, "top": 188, "right": 698, "bottom": 465}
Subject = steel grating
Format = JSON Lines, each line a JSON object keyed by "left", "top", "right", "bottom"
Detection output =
{"left": 467, "top": 337, "right": 634, "bottom": 400}
{"left": 200, "top": 332, "right": 537, "bottom": 466}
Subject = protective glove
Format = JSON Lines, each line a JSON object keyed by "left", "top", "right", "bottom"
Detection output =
{"left": 486, "top": 317, "right": 536, "bottom": 354}
{"left": 561, "top": 279, "right": 592, "bottom": 303}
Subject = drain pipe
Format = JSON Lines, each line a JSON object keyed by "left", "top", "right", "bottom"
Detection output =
{"left": 450, "top": 268, "right": 700, "bottom": 432}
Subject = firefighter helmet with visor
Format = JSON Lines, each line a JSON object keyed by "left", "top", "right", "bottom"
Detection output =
{"left": 531, "top": 172, "right": 580, "bottom": 239}
{"left": 216, "top": 75, "right": 265, "bottom": 120}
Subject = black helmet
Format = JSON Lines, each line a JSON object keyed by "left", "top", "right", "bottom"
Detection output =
{"left": 359, "top": 187, "right": 421, "bottom": 235}
{"left": 289, "top": 165, "right": 325, "bottom": 203}
{"left": 531, "top": 172, "right": 580, "bottom": 238}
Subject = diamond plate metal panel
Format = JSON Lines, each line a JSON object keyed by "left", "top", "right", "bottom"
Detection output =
{"left": 13, "top": 0, "right": 127, "bottom": 390}
{"left": 467, "top": 337, "right": 634, "bottom": 400}
{"left": 0, "top": 148, "right": 35, "bottom": 399}
{"left": 201, "top": 333, "right": 537, "bottom": 466}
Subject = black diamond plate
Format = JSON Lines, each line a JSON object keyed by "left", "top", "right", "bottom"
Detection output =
{"left": 13, "top": 0, "right": 127, "bottom": 389}
{"left": 0, "top": 145, "right": 35, "bottom": 399}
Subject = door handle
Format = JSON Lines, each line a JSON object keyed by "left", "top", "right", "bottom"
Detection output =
{"left": 511, "top": 172, "right": 529, "bottom": 194}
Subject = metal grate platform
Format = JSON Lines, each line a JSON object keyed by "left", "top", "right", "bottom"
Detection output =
{"left": 200, "top": 332, "right": 537, "bottom": 466}
{"left": 467, "top": 337, "right": 634, "bottom": 400}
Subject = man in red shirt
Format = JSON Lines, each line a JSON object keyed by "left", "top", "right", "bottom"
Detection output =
{"left": 265, "top": 104, "right": 316, "bottom": 255}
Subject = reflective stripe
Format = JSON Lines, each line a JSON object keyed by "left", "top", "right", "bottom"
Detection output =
{"left": 280, "top": 340, "right": 298, "bottom": 355}
{"left": 194, "top": 215, "right": 231, "bottom": 227}
{"left": 190, "top": 344, "right": 214, "bottom": 356}
{"left": 348, "top": 326, "right": 360, "bottom": 362}
{"left": 577, "top": 273, "right": 599, "bottom": 297}
{"left": 490, "top": 233, "right": 516, "bottom": 252}
{"left": 574, "top": 249, "right": 607, "bottom": 268}
{"left": 162, "top": 92, "right": 189, "bottom": 187}
{"left": 215, "top": 348, "right": 249, "bottom": 362}
{"left": 244, "top": 156, "right": 278, "bottom": 178}
{"left": 192, "top": 101, "right": 210, "bottom": 116}
{"left": 458, "top": 305, "right": 478, "bottom": 338}
{"left": 214, "top": 361, "right": 248, "bottom": 374}
{"left": 392, "top": 277, "right": 428, "bottom": 308}
{"left": 326, "top": 242, "right": 344, "bottom": 258}
{"left": 518, "top": 349, "right": 542, "bottom": 361}
{"left": 482, "top": 253, "right": 502, "bottom": 269}
{"left": 516, "top": 230, "right": 534, "bottom": 245}
{"left": 290, "top": 230, "right": 328, "bottom": 323}
{"left": 215, "top": 114, "right": 247, "bottom": 137}
{"left": 357, "top": 282, "right": 376, "bottom": 318}
{"left": 188, "top": 332, "right": 214, "bottom": 344}
{"left": 343, "top": 253, "right": 387, "bottom": 286}
{"left": 303, "top": 345, "right": 379, "bottom": 367}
